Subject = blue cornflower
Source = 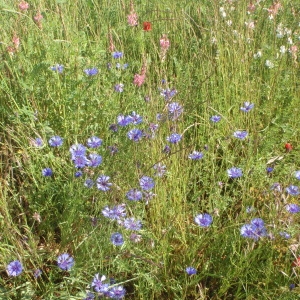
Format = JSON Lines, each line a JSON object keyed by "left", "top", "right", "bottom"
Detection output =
{"left": 84, "top": 179, "right": 94, "bottom": 188}
{"left": 42, "top": 168, "right": 53, "bottom": 177}
{"left": 168, "top": 102, "right": 183, "bottom": 120}
{"left": 286, "top": 185, "right": 300, "bottom": 196}
{"left": 160, "top": 88, "right": 177, "bottom": 101}
{"left": 88, "top": 153, "right": 102, "bottom": 167}
{"left": 73, "top": 155, "right": 89, "bottom": 168}
{"left": 102, "top": 204, "right": 126, "bottom": 220}
{"left": 286, "top": 203, "right": 300, "bottom": 213}
{"left": 123, "top": 218, "right": 142, "bottom": 231}
{"left": 163, "top": 145, "right": 171, "bottom": 154}
{"left": 210, "top": 115, "right": 221, "bottom": 123}
{"left": 32, "top": 137, "right": 43, "bottom": 147}
{"left": 129, "top": 111, "right": 143, "bottom": 125}
{"left": 96, "top": 175, "right": 112, "bottom": 191}
{"left": 194, "top": 213, "right": 213, "bottom": 227}
{"left": 266, "top": 167, "right": 274, "bottom": 173}
{"left": 240, "top": 218, "right": 267, "bottom": 240}
{"left": 233, "top": 130, "right": 248, "bottom": 140}
{"left": 270, "top": 182, "right": 281, "bottom": 192}
{"left": 57, "top": 253, "right": 74, "bottom": 271}
{"left": 227, "top": 167, "right": 243, "bottom": 178}
{"left": 279, "top": 232, "right": 291, "bottom": 239}
{"left": 240, "top": 224, "right": 256, "bottom": 239}
{"left": 108, "top": 285, "right": 126, "bottom": 299}
{"left": 111, "top": 232, "right": 124, "bottom": 246}
{"left": 114, "top": 83, "right": 124, "bottom": 93}
{"left": 246, "top": 206, "right": 255, "bottom": 213}
{"left": 109, "top": 124, "right": 118, "bottom": 132}
{"left": 126, "top": 189, "right": 143, "bottom": 201}
{"left": 83, "top": 292, "right": 95, "bottom": 300}
{"left": 166, "top": 133, "right": 182, "bottom": 144}
{"left": 91, "top": 274, "right": 109, "bottom": 293}
{"left": 153, "top": 163, "right": 167, "bottom": 177}
{"left": 33, "top": 269, "right": 42, "bottom": 278}
{"left": 50, "top": 64, "right": 64, "bottom": 73}
{"left": 139, "top": 176, "right": 155, "bottom": 191}
{"left": 185, "top": 267, "right": 197, "bottom": 276}
{"left": 48, "top": 135, "right": 63, "bottom": 147}
{"left": 70, "top": 144, "right": 87, "bottom": 158}
{"left": 84, "top": 68, "right": 98, "bottom": 76}
{"left": 188, "top": 151, "right": 204, "bottom": 160}
{"left": 87, "top": 136, "right": 103, "bottom": 148}
{"left": 117, "top": 114, "right": 132, "bottom": 126}
{"left": 6, "top": 260, "right": 23, "bottom": 277}
{"left": 240, "top": 102, "right": 254, "bottom": 112}
{"left": 295, "top": 171, "right": 300, "bottom": 180}
{"left": 127, "top": 128, "right": 143, "bottom": 142}
{"left": 112, "top": 51, "right": 123, "bottom": 59}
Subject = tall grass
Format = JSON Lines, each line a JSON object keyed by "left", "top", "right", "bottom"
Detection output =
{"left": 1, "top": 0, "right": 300, "bottom": 299}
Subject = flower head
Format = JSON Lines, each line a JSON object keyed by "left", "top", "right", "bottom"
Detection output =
{"left": 188, "top": 151, "right": 204, "bottom": 160}
{"left": 143, "top": 22, "right": 152, "bottom": 31}
{"left": 32, "top": 137, "right": 43, "bottom": 147}
{"left": 50, "top": 64, "right": 64, "bottom": 73}
{"left": 42, "top": 168, "right": 53, "bottom": 177}
{"left": 127, "top": 128, "right": 143, "bottom": 142}
{"left": 160, "top": 34, "right": 170, "bottom": 50}
{"left": 286, "top": 185, "right": 300, "bottom": 196}
{"left": 111, "top": 232, "right": 124, "bottom": 246}
{"left": 84, "top": 68, "right": 98, "bottom": 76}
{"left": 70, "top": 144, "right": 87, "bottom": 158}
{"left": 160, "top": 88, "right": 177, "bottom": 101}
{"left": 33, "top": 269, "right": 42, "bottom": 278}
{"left": 295, "top": 171, "right": 300, "bottom": 180}
{"left": 210, "top": 115, "right": 221, "bottom": 123}
{"left": 91, "top": 274, "right": 109, "bottom": 293}
{"left": 240, "top": 102, "right": 254, "bottom": 112}
{"left": 128, "top": 12, "right": 138, "bottom": 26}
{"left": 166, "top": 133, "right": 182, "bottom": 144}
{"left": 227, "top": 167, "right": 243, "bottom": 178}
{"left": 84, "top": 178, "right": 94, "bottom": 188}
{"left": 108, "top": 285, "right": 126, "bottom": 299}
{"left": 139, "top": 176, "right": 155, "bottom": 191}
{"left": 153, "top": 163, "right": 167, "bottom": 177}
{"left": 117, "top": 114, "right": 132, "bottom": 126}
{"left": 114, "top": 83, "right": 124, "bottom": 93}
{"left": 7, "top": 260, "right": 23, "bottom": 276}
{"left": 133, "top": 73, "right": 146, "bottom": 87}
{"left": 49, "top": 136, "right": 63, "bottom": 147}
{"left": 123, "top": 217, "right": 142, "bottom": 231}
{"left": 194, "top": 213, "right": 213, "bottom": 227}
{"left": 126, "top": 189, "right": 143, "bottom": 201}
{"left": 87, "top": 136, "right": 103, "bottom": 148}
{"left": 57, "top": 253, "right": 74, "bottom": 271}
{"left": 168, "top": 102, "right": 183, "bottom": 121}
{"left": 19, "top": 1, "right": 29, "bottom": 11}
{"left": 233, "top": 130, "right": 248, "bottom": 140}
{"left": 286, "top": 203, "right": 300, "bottom": 213}
{"left": 88, "top": 153, "right": 102, "bottom": 167}
{"left": 102, "top": 204, "right": 126, "bottom": 220}
{"left": 185, "top": 266, "right": 197, "bottom": 276}
{"left": 112, "top": 51, "right": 123, "bottom": 59}
{"left": 96, "top": 175, "right": 112, "bottom": 191}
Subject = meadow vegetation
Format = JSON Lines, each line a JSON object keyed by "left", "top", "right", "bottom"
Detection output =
{"left": 0, "top": 0, "right": 300, "bottom": 299}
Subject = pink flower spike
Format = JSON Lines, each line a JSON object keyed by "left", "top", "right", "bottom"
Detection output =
{"left": 160, "top": 34, "right": 170, "bottom": 50}
{"left": 133, "top": 74, "right": 146, "bottom": 87}
{"left": 19, "top": 1, "right": 29, "bottom": 11}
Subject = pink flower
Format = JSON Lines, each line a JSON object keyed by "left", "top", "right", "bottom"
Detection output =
{"left": 34, "top": 12, "right": 43, "bottom": 23}
{"left": 133, "top": 74, "right": 146, "bottom": 87}
{"left": 160, "top": 34, "right": 170, "bottom": 50}
{"left": 19, "top": 1, "right": 29, "bottom": 11}
{"left": 12, "top": 35, "right": 20, "bottom": 49}
{"left": 128, "top": 12, "right": 138, "bottom": 26}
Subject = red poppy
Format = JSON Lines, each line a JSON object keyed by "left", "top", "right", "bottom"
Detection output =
{"left": 285, "top": 143, "right": 293, "bottom": 152}
{"left": 143, "top": 22, "right": 152, "bottom": 31}
{"left": 292, "top": 257, "right": 300, "bottom": 267}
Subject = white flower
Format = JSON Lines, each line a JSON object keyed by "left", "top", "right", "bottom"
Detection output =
{"left": 265, "top": 60, "right": 274, "bottom": 68}
{"left": 279, "top": 45, "right": 286, "bottom": 54}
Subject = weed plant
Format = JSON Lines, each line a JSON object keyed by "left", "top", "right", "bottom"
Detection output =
{"left": 0, "top": 0, "right": 300, "bottom": 299}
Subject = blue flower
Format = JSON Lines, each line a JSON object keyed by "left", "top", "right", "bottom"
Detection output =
{"left": 48, "top": 135, "right": 63, "bottom": 147}
{"left": 240, "top": 224, "right": 256, "bottom": 239}
{"left": 126, "top": 189, "right": 143, "bottom": 201}
{"left": 266, "top": 167, "right": 273, "bottom": 173}
{"left": 286, "top": 203, "right": 300, "bottom": 213}
{"left": 84, "top": 179, "right": 94, "bottom": 188}
{"left": 160, "top": 88, "right": 177, "bottom": 101}
{"left": 83, "top": 292, "right": 95, "bottom": 300}
{"left": 42, "top": 168, "right": 53, "bottom": 177}
{"left": 194, "top": 213, "right": 213, "bottom": 227}
{"left": 185, "top": 266, "right": 197, "bottom": 276}
{"left": 57, "top": 253, "right": 74, "bottom": 271}
{"left": 210, "top": 115, "right": 221, "bottom": 123}
{"left": 153, "top": 163, "right": 167, "bottom": 177}
{"left": 108, "top": 285, "right": 126, "bottom": 299}
{"left": 70, "top": 144, "right": 87, "bottom": 158}
{"left": 240, "top": 218, "right": 267, "bottom": 240}
{"left": 32, "top": 137, "right": 43, "bottom": 147}
{"left": 114, "top": 83, "right": 124, "bottom": 92}
{"left": 127, "top": 128, "right": 143, "bottom": 142}
{"left": 112, "top": 51, "right": 123, "bottom": 59}
{"left": 88, "top": 153, "right": 102, "bottom": 167}
{"left": 123, "top": 218, "right": 142, "bottom": 231}
{"left": 129, "top": 111, "right": 143, "bottom": 125}
{"left": 286, "top": 185, "right": 300, "bottom": 196}
{"left": 295, "top": 171, "right": 300, "bottom": 180}
{"left": 91, "top": 274, "right": 109, "bottom": 293}
{"left": 163, "top": 145, "right": 171, "bottom": 154}
{"left": 33, "top": 269, "right": 42, "bottom": 278}
{"left": 240, "top": 102, "right": 254, "bottom": 112}
{"left": 117, "top": 114, "right": 132, "bottom": 126}
{"left": 50, "top": 64, "right": 64, "bottom": 73}
{"left": 96, "top": 175, "right": 112, "bottom": 191}
{"left": 139, "top": 176, "right": 155, "bottom": 191}
{"left": 233, "top": 130, "right": 248, "bottom": 140}
{"left": 111, "top": 232, "right": 124, "bottom": 246}
{"left": 279, "top": 232, "right": 291, "bottom": 239}
{"left": 102, "top": 204, "right": 126, "bottom": 220}
{"left": 73, "top": 155, "right": 89, "bottom": 168}
{"left": 87, "top": 136, "right": 103, "bottom": 148}
{"left": 168, "top": 102, "right": 183, "bottom": 120}
{"left": 227, "top": 167, "right": 243, "bottom": 178}
{"left": 84, "top": 68, "right": 98, "bottom": 76}
{"left": 188, "top": 151, "right": 204, "bottom": 160}
{"left": 166, "top": 133, "right": 182, "bottom": 144}
{"left": 6, "top": 260, "right": 23, "bottom": 276}
{"left": 109, "top": 124, "right": 118, "bottom": 132}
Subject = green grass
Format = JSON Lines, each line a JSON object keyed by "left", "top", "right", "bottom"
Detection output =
{"left": 1, "top": 0, "right": 300, "bottom": 299}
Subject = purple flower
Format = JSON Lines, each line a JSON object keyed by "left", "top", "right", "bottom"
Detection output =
{"left": 168, "top": 102, "right": 183, "bottom": 120}
{"left": 6, "top": 260, "right": 23, "bottom": 277}
{"left": 102, "top": 204, "right": 126, "bottom": 220}
{"left": 194, "top": 213, "right": 213, "bottom": 227}
{"left": 96, "top": 175, "right": 112, "bottom": 191}
{"left": 70, "top": 144, "right": 86, "bottom": 158}
{"left": 166, "top": 133, "right": 182, "bottom": 144}
{"left": 279, "top": 232, "right": 291, "bottom": 239}
{"left": 117, "top": 114, "right": 132, "bottom": 126}
{"left": 48, "top": 135, "right": 63, "bottom": 147}
{"left": 240, "top": 218, "right": 267, "bottom": 240}
{"left": 185, "top": 266, "right": 197, "bottom": 276}
{"left": 112, "top": 51, "right": 123, "bottom": 59}
{"left": 160, "top": 88, "right": 177, "bottom": 101}
{"left": 266, "top": 167, "right": 273, "bottom": 173}
{"left": 114, "top": 83, "right": 124, "bottom": 92}
{"left": 270, "top": 182, "right": 281, "bottom": 192}
{"left": 126, "top": 189, "right": 143, "bottom": 201}
{"left": 153, "top": 163, "right": 167, "bottom": 177}
{"left": 84, "top": 68, "right": 98, "bottom": 76}
{"left": 50, "top": 64, "right": 64, "bottom": 73}
{"left": 108, "top": 285, "right": 126, "bottom": 299}
{"left": 286, "top": 203, "right": 300, "bottom": 213}
{"left": 129, "top": 111, "right": 143, "bottom": 125}
{"left": 111, "top": 232, "right": 124, "bottom": 246}
{"left": 130, "top": 233, "right": 142, "bottom": 243}
{"left": 139, "top": 176, "right": 155, "bottom": 191}
{"left": 42, "top": 168, "right": 53, "bottom": 177}
{"left": 286, "top": 185, "right": 300, "bottom": 196}
{"left": 163, "top": 145, "right": 171, "bottom": 154}
{"left": 87, "top": 136, "right": 103, "bottom": 148}
{"left": 227, "top": 167, "right": 243, "bottom": 178}
{"left": 109, "top": 124, "right": 118, "bottom": 132}
{"left": 210, "top": 115, "right": 221, "bottom": 123}
{"left": 188, "top": 151, "right": 204, "bottom": 160}
{"left": 91, "top": 274, "right": 109, "bottom": 293}
{"left": 32, "top": 137, "right": 43, "bottom": 147}
{"left": 127, "top": 128, "right": 143, "bottom": 142}
{"left": 240, "top": 102, "right": 254, "bottom": 112}
{"left": 84, "top": 178, "right": 94, "bottom": 188}
{"left": 123, "top": 218, "right": 142, "bottom": 231}
{"left": 240, "top": 224, "right": 256, "bottom": 239}
{"left": 83, "top": 292, "right": 95, "bottom": 300}
{"left": 295, "top": 171, "right": 300, "bottom": 180}
{"left": 33, "top": 269, "right": 42, "bottom": 278}
{"left": 233, "top": 130, "right": 248, "bottom": 140}
{"left": 108, "top": 145, "right": 118, "bottom": 155}
{"left": 57, "top": 253, "right": 74, "bottom": 271}
{"left": 73, "top": 155, "right": 89, "bottom": 168}
{"left": 88, "top": 153, "right": 102, "bottom": 167}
